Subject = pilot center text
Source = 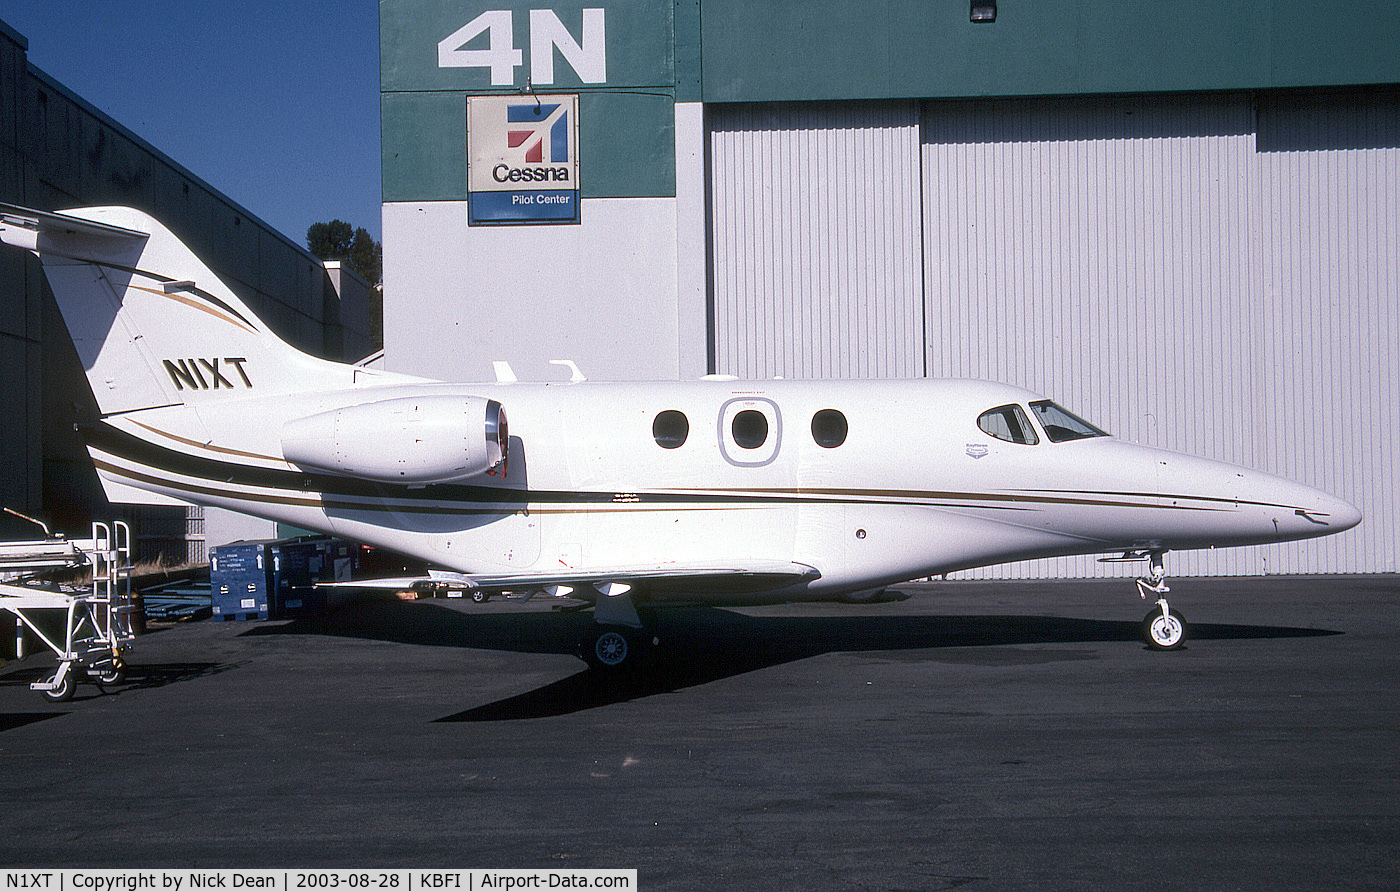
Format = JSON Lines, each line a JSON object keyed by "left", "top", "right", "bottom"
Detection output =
{"left": 3, "top": 873, "right": 635, "bottom": 892}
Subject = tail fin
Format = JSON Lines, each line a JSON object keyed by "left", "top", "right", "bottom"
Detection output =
{"left": 0, "top": 204, "right": 370, "bottom": 416}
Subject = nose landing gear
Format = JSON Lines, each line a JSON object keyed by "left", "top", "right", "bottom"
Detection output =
{"left": 1135, "top": 551, "right": 1187, "bottom": 650}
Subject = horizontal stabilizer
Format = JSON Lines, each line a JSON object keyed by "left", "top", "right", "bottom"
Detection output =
{"left": 0, "top": 203, "right": 148, "bottom": 251}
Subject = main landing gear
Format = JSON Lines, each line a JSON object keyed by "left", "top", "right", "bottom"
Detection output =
{"left": 577, "top": 583, "right": 655, "bottom": 672}
{"left": 1135, "top": 551, "right": 1187, "bottom": 650}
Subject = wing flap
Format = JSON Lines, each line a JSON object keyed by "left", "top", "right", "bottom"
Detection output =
{"left": 318, "top": 561, "right": 820, "bottom": 595}
{"left": 469, "top": 560, "right": 820, "bottom": 593}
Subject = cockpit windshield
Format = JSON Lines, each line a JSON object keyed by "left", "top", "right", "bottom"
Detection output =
{"left": 1029, "top": 400, "right": 1109, "bottom": 442}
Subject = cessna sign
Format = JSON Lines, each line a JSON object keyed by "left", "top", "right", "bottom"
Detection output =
{"left": 449, "top": 9, "right": 598, "bottom": 224}
{"left": 468, "top": 94, "right": 580, "bottom": 224}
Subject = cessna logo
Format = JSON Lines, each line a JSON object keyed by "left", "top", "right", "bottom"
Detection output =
{"left": 492, "top": 164, "right": 570, "bottom": 183}
{"left": 163, "top": 357, "right": 252, "bottom": 391}
{"left": 491, "top": 101, "right": 572, "bottom": 184}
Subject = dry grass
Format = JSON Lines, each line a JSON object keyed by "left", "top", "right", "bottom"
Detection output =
{"left": 33, "top": 555, "right": 208, "bottom": 588}
{"left": 131, "top": 556, "right": 205, "bottom": 578}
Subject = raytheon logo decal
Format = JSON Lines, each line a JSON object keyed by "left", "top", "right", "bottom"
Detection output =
{"left": 492, "top": 103, "right": 571, "bottom": 183}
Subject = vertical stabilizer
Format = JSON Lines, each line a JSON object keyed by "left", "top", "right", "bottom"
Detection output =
{"left": 0, "top": 204, "right": 359, "bottom": 416}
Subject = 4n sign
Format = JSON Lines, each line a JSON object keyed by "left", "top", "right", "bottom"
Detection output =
{"left": 439, "top": 9, "right": 606, "bottom": 86}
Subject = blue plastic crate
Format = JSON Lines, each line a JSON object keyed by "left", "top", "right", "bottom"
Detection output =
{"left": 210, "top": 541, "right": 274, "bottom": 621}
{"left": 211, "top": 537, "right": 356, "bottom": 620}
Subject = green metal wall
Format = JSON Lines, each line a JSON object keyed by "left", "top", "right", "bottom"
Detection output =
{"left": 382, "top": 0, "right": 1400, "bottom": 204}
{"left": 700, "top": 0, "right": 1400, "bottom": 102}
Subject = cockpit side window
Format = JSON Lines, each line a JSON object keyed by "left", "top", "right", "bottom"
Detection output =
{"left": 1029, "top": 400, "right": 1109, "bottom": 442}
{"left": 977, "top": 404, "right": 1039, "bottom": 445}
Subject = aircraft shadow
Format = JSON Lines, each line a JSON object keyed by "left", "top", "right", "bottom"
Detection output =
{"left": 0, "top": 712, "right": 67, "bottom": 732}
{"left": 247, "top": 599, "right": 1341, "bottom": 721}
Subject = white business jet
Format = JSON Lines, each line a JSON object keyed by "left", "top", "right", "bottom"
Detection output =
{"left": 0, "top": 204, "right": 1362, "bottom": 669}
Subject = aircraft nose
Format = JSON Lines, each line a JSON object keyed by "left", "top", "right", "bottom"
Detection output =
{"left": 1312, "top": 490, "right": 1362, "bottom": 533}
{"left": 1277, "top": 480, "right": 1362, "bottom": 539}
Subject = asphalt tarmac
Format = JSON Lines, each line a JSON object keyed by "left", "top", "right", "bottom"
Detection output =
{"left": 1, "top": 575, "right": 1396, "bottom": 890}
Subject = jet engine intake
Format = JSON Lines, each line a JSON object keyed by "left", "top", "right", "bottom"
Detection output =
{"left": 281, "top": 395, "right": 508, "bottom": 484}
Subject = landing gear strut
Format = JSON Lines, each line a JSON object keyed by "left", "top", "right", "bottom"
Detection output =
{"left": 1136, "top": 551, "right": 1187, "bottom": 650}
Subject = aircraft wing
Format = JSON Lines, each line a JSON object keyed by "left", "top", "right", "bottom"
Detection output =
{"left": 319, "top": 561, "right": 820, "bottom": 595}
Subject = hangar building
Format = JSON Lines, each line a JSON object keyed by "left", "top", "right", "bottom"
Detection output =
{"left": 1, "top": 18, "right": 376, "bottom": 558}
{"left": 381, "top": 0, "right": 1399, "bottom": 579}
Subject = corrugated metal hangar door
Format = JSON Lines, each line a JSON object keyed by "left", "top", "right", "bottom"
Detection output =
{"left": 708, "top": 91, "right": 1399, "bottom": 577}
{"left": 708, "top": 102, "right": 924, "bottom": 379}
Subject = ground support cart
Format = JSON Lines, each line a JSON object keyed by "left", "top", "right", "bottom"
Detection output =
{"left": 0, "top": 520, "right": 137, "bottom": 701}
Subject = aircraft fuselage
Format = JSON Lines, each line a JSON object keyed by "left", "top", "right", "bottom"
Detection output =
{"left": 87, "top": 377, "right": 1358, "bottom": 603}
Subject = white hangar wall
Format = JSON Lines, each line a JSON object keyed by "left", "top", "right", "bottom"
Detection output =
{"left": 708, "top": 90, "right": 1398, "bottom": 577}
{"left": 382, "top": 197, "right": 685, "bottom": 384}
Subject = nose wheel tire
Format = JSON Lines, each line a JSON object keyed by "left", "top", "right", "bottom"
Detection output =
{"left": 1143, "top": 607, "right": 1188, "bottom": 650}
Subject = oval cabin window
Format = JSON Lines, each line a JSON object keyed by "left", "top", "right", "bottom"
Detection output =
{"left": 731, "top": 410, "right": 769, "bottom": 449}
{"left": 652, "top": 410, "right": 689, "bottom": 449}
{"left": 811, "top": 409, "right": 848, "bottom": 448}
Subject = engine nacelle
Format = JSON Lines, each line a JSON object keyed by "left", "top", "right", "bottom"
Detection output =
{"left": 281, "top": 395, "right": 507, "bottom": 484}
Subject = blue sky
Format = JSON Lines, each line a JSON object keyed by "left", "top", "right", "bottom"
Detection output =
{"left": 2, "top": 2, "right": 383, "bottom": 242}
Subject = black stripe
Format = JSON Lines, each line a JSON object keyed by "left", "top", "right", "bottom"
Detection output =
{"left": 87, "top": 421, "right": 1246, "bottom": 517}
{"left": 82, "top": 421, "right": 1040, "bottom": 514}
{"left": 87, "top": 421, "right": 542, "bottom": 506}
{"left": 1023, "top": 488, "right": 1305, "bottom": 513}
{"left": 84, "top": 421, "right": 811, "bottom": 509}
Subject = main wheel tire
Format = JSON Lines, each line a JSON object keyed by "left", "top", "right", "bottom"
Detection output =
{"left": 1142, "top": 607, "right": 1188, "bottom": 650}
{"left": 583, "top": 627, "right": 637, "bottom": 671}
{"left": 471, "top": 590, "right": 490, "bottom": 604}
{"left": 41, "top": 669, "right": 77, "bottom": 703}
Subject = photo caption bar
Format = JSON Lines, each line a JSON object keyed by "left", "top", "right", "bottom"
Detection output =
{"left": 3, "top": 872, "right": 636, "bottom": 892}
